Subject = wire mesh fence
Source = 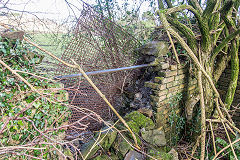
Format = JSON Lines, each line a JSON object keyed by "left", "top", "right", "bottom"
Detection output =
{"left": 55, "top": 3, "right": 141, "bottom": 139}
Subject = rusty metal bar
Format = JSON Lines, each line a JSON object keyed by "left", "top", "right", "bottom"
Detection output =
{"left": 55, "top": 64, "right": 150, "bottom": 79}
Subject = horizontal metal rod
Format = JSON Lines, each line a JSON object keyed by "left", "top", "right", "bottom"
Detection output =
{"left": 55, "top": 64, "right": 151, "bottom": 79}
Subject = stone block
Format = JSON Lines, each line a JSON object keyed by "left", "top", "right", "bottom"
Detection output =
{"left": 141, "top": 129, "right": 166, "bottom": 147}
{"left": 170, "top": 65, "right": 177, "bottom": 70}
{"left": 81, "top": 125, "right": 117, "bottom": 159}
{"left": 167, "top": 90, "right": 182, "bottom": 99}
{"left": 139, "top": 41, "right": 169, "bottom": 56}
{"left": 165, "top": 70, "right": 178, "bottom": 77}
{"left": 175, "top": 74, "right": 185, "bottom": 81}
{"left": 179, "top": 84, "right": 185, "bottom": 89}
{"left": 159, "top": 84, "right": 166, "bottom": 90}
{"left": 158, "top": 89, "right": 168, "bottom": 96}
{"left": 124, "top": 150, "right": 144, "bottom": 160}
{"left": 156, "top": 112, "right": 165, "bottom": 128}
{"left": 162, "top": 76, "right": 174, "bottom": 84}
{"left": 154, "top": 77, "right": 164, "bottom": 83}
{"left": 150, "top": 101, "right": 157, "bottom": 107}
{"left": 158, "top": 95, "right": 167, "bottom": 102}
{"left": 189, "top": 79, "right": 197, "bottom": 85}
{"left": 157, "top": 100, "right": 169, "bottom": 109}
{"left": 161, "top": 62, "right": 169, "bottom": 70}
{"left": 168, "top": 148, "right": 179, "bottom": 160}
{"left": 168, "top": 86, "right": 179, "bottom": 93}
{"left": 150, "top": 95, "right": 159, "bottom": 102}
{"left": 145, "top": 82, "right": 159, "bottom": 90}
{"left": 138, "top": 108, "right": 153, "bottom": 117}
{"left": 157, "top": 105, "right": 166, "bottom": 113}
{"left": 171, "top": 80, "right": 182, "bottom": 87}
{"left": 167, "top": 82, "right": 173, "bottom": 88}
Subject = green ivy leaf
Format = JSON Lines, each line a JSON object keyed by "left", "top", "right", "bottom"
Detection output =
{"left": 18, "top": 120, "right": 24, "bottom": 126}
{"left": 33, "top": 101, "right": 41, "bottom": 109}
{"left": 0, "top": 46, "right": 7, "bottom": 54}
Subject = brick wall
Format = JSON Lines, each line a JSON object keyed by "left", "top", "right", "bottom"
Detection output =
{"left": 144, "top": 61, "right": 198, "bottom": 141}
{"left": 145, "top": 59, "right": 240, "bottom": 141}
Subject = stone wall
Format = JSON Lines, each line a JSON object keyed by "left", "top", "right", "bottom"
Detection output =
{"left": 133, "top": 41, "right": 240, "bottom": 144}
{"left": 144, "top": 61, "right": 198, "bottom": 142}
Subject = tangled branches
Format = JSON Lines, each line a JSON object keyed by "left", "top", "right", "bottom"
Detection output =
{"left": 0, "top": 35, "right": 106, "bottom": 159}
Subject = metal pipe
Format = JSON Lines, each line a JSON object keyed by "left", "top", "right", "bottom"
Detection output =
{"left": 54, "top": 64, "right": 151, "bottom": 79}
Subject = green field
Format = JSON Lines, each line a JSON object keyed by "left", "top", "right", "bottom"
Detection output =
{"left": 27, "top": 32, "right": 73, "bottom": 77}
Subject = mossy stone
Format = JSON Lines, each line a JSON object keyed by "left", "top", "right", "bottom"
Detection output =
{"left": 81, "top": 126, "right": 117, "bottom": 159}
{"left": 147, "top": 149, "right": 173, "bottom": 160}
{"left": 125, "top": 111, "right": 155, "bottom": 130}
{"left": 141, "top": 128, "right": 166, "bottom": 147}
{"left": 112, "top": 134, "right": 131, "bottom": 157}
{"left": 139, "top": 41, "right": 169, "bottom": 57}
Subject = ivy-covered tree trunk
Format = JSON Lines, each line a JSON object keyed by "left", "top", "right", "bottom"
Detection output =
{"left": 157, "top": 0, "right": 239, "bottom": 159}
{"left": 158, "top": 0, "right": 239, "bottom": 117}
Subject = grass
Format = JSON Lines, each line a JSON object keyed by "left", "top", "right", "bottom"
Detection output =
{"left": 27, "top": 32, "right": 73, "bottom": 77}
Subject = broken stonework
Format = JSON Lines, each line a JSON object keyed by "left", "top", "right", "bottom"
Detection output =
{"left": 141, "top": 128, "right": 166, "bottom": 147}
{"left": 138, "top": 41, "right": 169, "bottom": 57}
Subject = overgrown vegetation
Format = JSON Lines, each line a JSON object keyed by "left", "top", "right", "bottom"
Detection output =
{"left": 0, "top": 36, "right": 71, "bottom": 159}
{"left": 167, "top": 93, "right": 185, "bottom": 146}
{"left": 0, "top": 0, "right": 239, "bottom": 159}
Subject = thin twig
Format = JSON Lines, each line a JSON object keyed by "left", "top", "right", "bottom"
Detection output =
{"left": 71, "top": 59, "right": 140, "bottom": 149}
{"left": 14, "top": 70, "right": 56, "bottom": 82}
{"left": 0, "top": 59, "right": 39, "bottom": 93}
{"left": 213, "top": 138, "right": 240, "bottom": 160}
{"left": 220, "top": 119, "right": 238, "bottom": 159}
{"left": 166, "top": 30, "right": 180, "bottom": 64}
{"left": 209, "top": 120, "right": 217, "bottom": 155}
{"left": 206, "top": 119, "right": 226, "bottom": 123}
